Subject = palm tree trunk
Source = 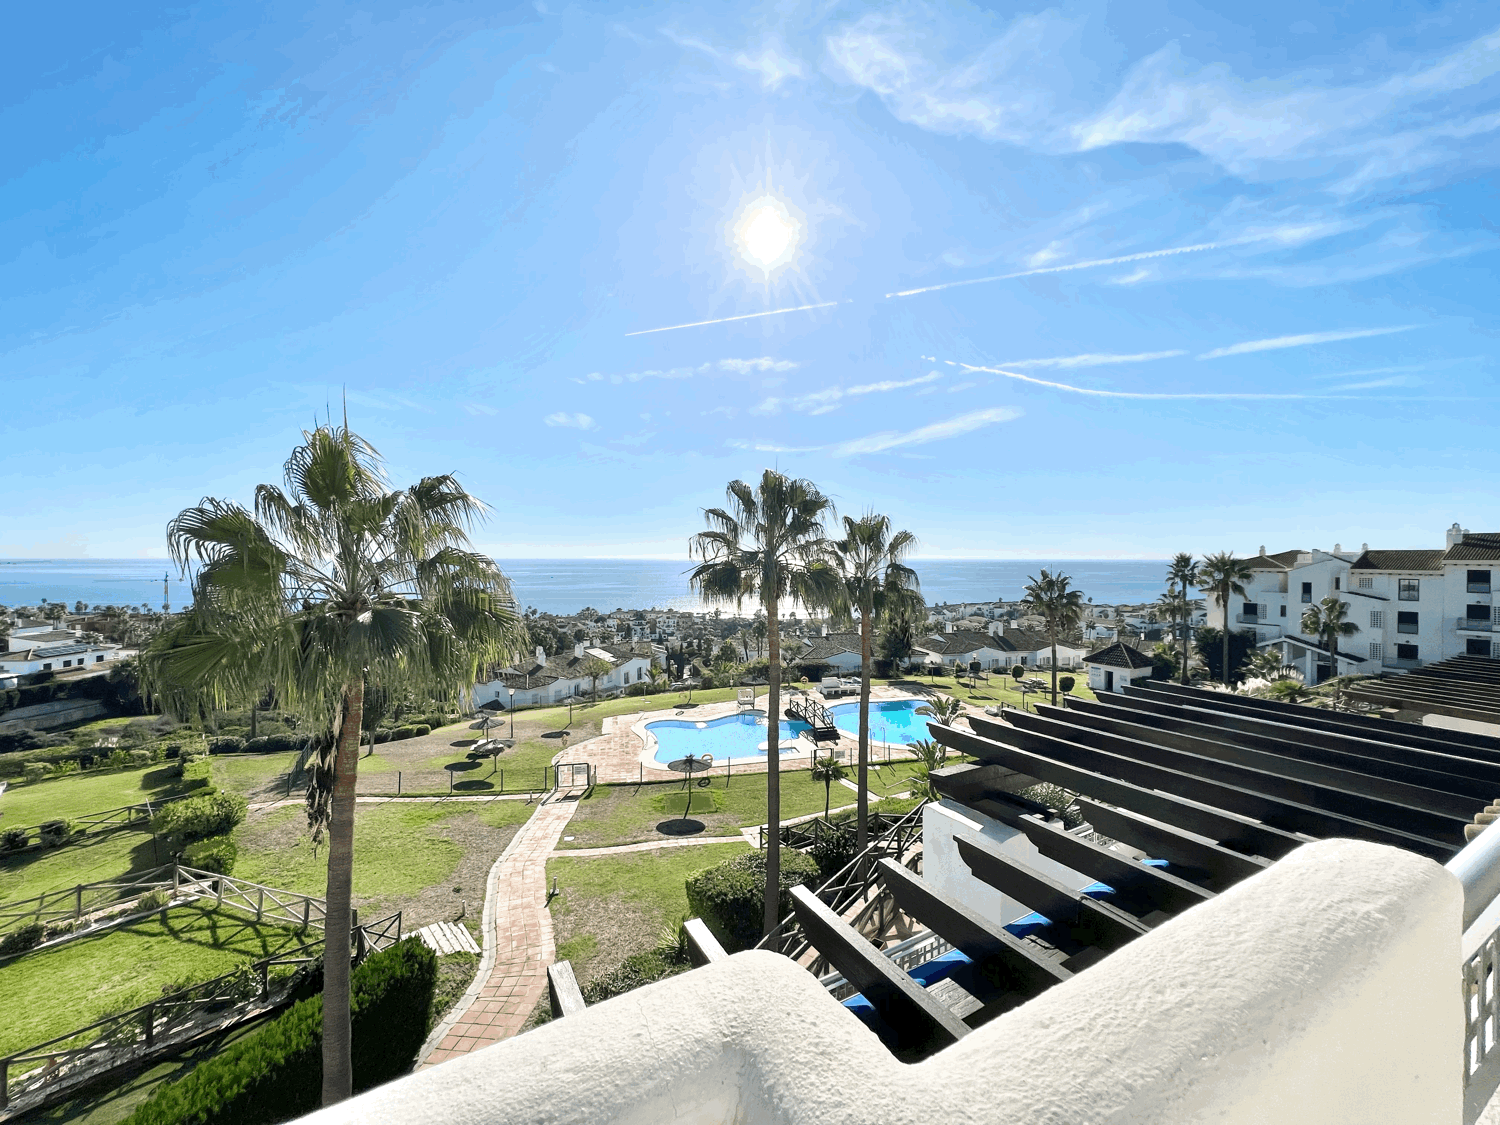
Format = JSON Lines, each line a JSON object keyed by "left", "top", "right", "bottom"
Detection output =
{"left": 321, "top": 678, "right": 363, "bottom": 1107}
{"left": 1179, "top": 581, "right": 1191, "bottom": 685}
{"left": 1050, "top": 628, "right": 1058, "bottom": 706}
{"left": 824, "top": 780, "right": 831, "bottom": 818}
{"left": 764, "top": 598, "right": 781, "bottom": 941}
{"left": 856, "top": 598, "right": 872, "bottom": 855}
{"left": 1221, "top": 587, "right": 1231, "bottom": 686}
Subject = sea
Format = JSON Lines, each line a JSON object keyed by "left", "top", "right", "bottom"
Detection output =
{"left": 0, "top": 558, "right": 1178, "bottom": 615}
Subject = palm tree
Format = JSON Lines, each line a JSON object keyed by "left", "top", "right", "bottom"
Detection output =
{"left": 831, "top": 513, "right": 920, "bottom": 855}
{"left": 1020, "top": 569, "right": 1085, "bottom": 705}
{"left": 1166, "top": 553, "right": 1199, "bottom": 684}
{"left": 751, "top": 615, "right": 767, "bottom": 658}
{"left": 580, "top": 656, "right": 612, "bottom": 701}
{"left": 1301, "top": 596, "right": 1360, "bottom": 685}
{"left": 1199, "top": 552, "right": 1255, "bottom": 686}
{"left": 877, "top": 604, "right": 919, "bottom": 674}
{"left": 141, "top": 423, "right": 524, "bottom": 1107}
{"left": 916, "top": 693, "right": 964, "bottom": 728}
{"left": 908, "top": 739, "right": 948, "bottom": 802}
{"left": 689, "top": 470, "right": 839, "bottom": 940}
{"left": 810, "top": 755, "right": 848, "bottom": 818}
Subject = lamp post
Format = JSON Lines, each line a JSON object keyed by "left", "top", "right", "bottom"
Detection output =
{"left": 508, "top": 688, "right": 515, "bottom": 739}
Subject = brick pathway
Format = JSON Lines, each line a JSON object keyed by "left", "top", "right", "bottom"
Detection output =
{"left": 419, "top": 794, "right": 581, "bottom": 1066}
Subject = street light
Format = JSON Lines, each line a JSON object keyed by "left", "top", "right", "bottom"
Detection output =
{"left": 508, "top": 688, "right": 515, "bottom": 739}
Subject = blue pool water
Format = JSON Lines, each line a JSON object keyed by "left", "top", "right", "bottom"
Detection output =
{"left": 646, "top": 698, "right": 931, "bottom": 765}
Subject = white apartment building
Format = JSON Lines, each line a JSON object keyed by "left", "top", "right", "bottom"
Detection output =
{"left": 1207, "top": 524, "right": 1500, "bottom": 681}
{"left": 0, "top": 625, "right": 125, "bottom": 675}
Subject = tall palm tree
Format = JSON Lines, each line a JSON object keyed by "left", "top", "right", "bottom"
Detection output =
{"left": 1301, "top": 596, "right": 1360, "bottom": 685}
{"left": 1020, "top": 569, "right": 1085, "bottom": 705}
{"left": 916, "top": 693, "right": 965, "bottom": 727}
{"left": 1199, "top": 551, "right": 1255, "bottom": 686}
{"left": 810, "top": 754, "right": 848, "bottom": 818}
{"left": 1166, "top": 553, "right": 1200, "bottom": 684}
{"left": 141, "top": 423, "right": 524, "bottom": 1106}
{"left": 689, "top": 470, "right": 839, "bottom": 939}
{"left": 831, "top": 513, "right": 921, "bottom": 854}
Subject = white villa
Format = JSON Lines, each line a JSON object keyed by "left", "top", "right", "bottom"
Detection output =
{"left": 1207, "top": 524, "right": 1500, "bottom": 682}
{"left": 471, "top": 642, "right": 653, "bottom": 709}
{"left": 915, "top": 623, "right": 1087, "bottom": 672}
{"left": 0, "top": 625, "right": 125, "bottom": 676}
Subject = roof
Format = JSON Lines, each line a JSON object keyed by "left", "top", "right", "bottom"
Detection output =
{"left": 1350, "top": 549, "right": 1446, "bottom": 572}
{"left": 1082, "top": 641, "right": 1153, "bottom": 670}
{"left": 1445, "top": 533, "right": 1500, "bottom": 562}
{"left": 795, "top": 632, "right": 863, "bottom": 662}
{"left": 1244, "top": 549, "right": 1302, "bottom": 570}
{"left": 3, "top": 628, "right": 77, "bottom": 648}
{"left": 1266, "top": 634, "right": 1367, "bottom": 663}
{"left": 484, "top": 645, "right": 648, "bottom": 689}
{"left": 917, "top": 630, "right": 1009, "bottom": 656}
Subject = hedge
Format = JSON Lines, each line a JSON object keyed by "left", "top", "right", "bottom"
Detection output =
{"left": 124, "top": 937, "right": 439, "bottom": 1125}
{"left": 241, "top": 734, "right": 302, "bottom": 755}
{"left": 183, "top": 834, "right": 238, "bottom": 874}
{"left": 685, "top": 849, "right": 820, "bottom": 953}
{"left": 152, "top": 793, "right": 247, "bottom": 842}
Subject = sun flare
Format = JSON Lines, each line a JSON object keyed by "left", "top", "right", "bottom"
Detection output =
{"left": 734, "top": 196, "right": 800, "bottom": 273}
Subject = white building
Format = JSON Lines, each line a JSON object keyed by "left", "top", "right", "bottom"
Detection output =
{"left": 1083, "top": 641, "right": 1155, "bottom": 693}
{"left": 1206, "top": 525, "right": 1500, "bottom": 681}
{"left": 0, "top": 626, "right": 124, "bottom": 676}
{"left": 471, "top": 643, "right": 653, "bottom": 709}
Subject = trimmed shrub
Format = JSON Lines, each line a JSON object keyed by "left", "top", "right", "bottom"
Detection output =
{"left": 38, "top": 819, "right": 75, "bottom": 846}
{"left": 0, "top": 922, "right": 46, "bottom": 957}
{"left": 152, "top": 793, "right": 247, "bottom": 842}
{"left": 1058, "top": 675, "right": 1076, "bottom": 694}
{"left": 183, "top": 835, "right": 238, "bottom": 875}
{"left": 1, "top": 828, "right": 29, "bottom": 852}
{"left": 581, "top": 945, "right": 691, "bottom": 1004}
{"left": 22, "top": 761, "right": 53, "bottom": 783}
{"left": 685, "top": 849, "right": 820, "bottom": 953}
{"left": 125, "top": 938, "right": 438, "bottom": 1125}
{"left": 181, "top": 759, "right": 215, "bottom": 788}
{"left": 391, "top": 725, "right": 418, "bottom": 741}
{"left": 138, "top": 889, "right": 171, "bottom": 911}
{"left": 410, "top": 723, "right": 431, "bottom": 737}
{"left": 243, "top": 734, "right": 300, "bottom": 755}
{"left": 129, "top": 748, "right": 154, "bottom": 767}
{"left": 209, "top": 735, "right": 247, "bottom": 755}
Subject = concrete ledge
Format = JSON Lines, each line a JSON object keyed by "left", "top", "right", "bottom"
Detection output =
{"left": 297, "top": 838, "right": 1461, "bottom": 1125}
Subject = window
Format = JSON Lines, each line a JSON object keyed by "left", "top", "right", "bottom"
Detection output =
{"left": 1243, "top": 602, "right": 1259, "bottom": 619}
{"left": 42, "top": 663, "right": 52, "bottom": 671}
{"left": 1469, "top": 570, "right": 1493, "bottom": 594}
{"left": 1495, "top": 641, "right": 1500, "bottom": 660}
{"left": 62, "top": 660, "right": 70, "bottom": 667}
{"left": 1334, "top": 577, "right": 1341, "bottom": 590}
{"left": 1469, "top": 639, "right": 1492, "bottom": 657}
{"left": 1301, "top": 581, "right": 1313, "bottom": 603}
{"left": 1369, "top": 642, "right": 1383, "bottom": 660}
{"left": 1467, "top": 605, "right": 1493, "bottom": 624}
{"left": 1370, "top": 610, "right": 1383, "bottom": 629}
{"left": 95, "top": 655, "right": 104, "bottom": 662}
{"left": 1279, "top": 605, "right": 1287, "bottom": 618}
{"left": 1358, "top": 576, "right": 1373, "bottom": 589}
{"left": 1396, "top": 643, "right": 1419, "bottom": 661}
{"left": 1397, "top": 611, "right": 1419, "bottom": 635}
{"left": 1398, "top": 578, "right": 1420, "bottom": 601}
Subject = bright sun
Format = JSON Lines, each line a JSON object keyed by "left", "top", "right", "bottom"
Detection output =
{"left": 734, "top": 196, "right": 799, "bottom": 273}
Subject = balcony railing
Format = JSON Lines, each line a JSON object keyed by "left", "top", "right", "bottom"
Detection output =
{"left": 1236, "top": 613, "right": 1268, "bottom": 624}
{"left": 1469, "top": 583, "right": 1492, "bottom": 594}
{"left": 1458, "top": 617, "right": 1494, "bottom": 632}
{"left": 1384, "top": 657, "right": 1422, "bottom": 670}
{"left": 1397, "top": 623, "right": 1419, "bottom": 634}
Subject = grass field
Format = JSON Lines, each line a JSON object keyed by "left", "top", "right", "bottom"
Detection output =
{"left": 0, "top": 903, "right": 318, "bottom": 1057}
{"left": 547, "top": 841, "right": 749, "bottom": 987}
{"left": 0, "top": 829, "right": 158, "bottom": 901}
{"left": 0, "top": 764, "right": 186, "bottom": 826}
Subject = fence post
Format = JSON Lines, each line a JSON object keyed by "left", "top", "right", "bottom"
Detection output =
{"left": 144, "top": 1003, "right": 155, "bottom": 1048}
{"left": 256, "top": 888, "right": 264, "bottom": 923}
{"left": 302, "top": 897, "right": 310, "bottom": 930}
{"left": 75, "top": 884, "right": 83, "bottom": 920}
{"left": 397, "top": 771, "right": 402, "bottom": 795}
{"left": 499, "top": 768, "right": 504, "bottom": 793}
{"left": 172, "top": 862, "right": 181, "bottom": 895}
{"left": 1, "top": 1057, "right": 8, "bottom": 1109}
{"left": 260, "top": 962, "right": 270, "bottom": 997}
{"left": 449, "top": 770, "right": 453, "bottom": 795}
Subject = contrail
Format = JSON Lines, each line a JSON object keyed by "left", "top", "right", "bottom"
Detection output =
{"left": 886, "top": 239, "right": 1260, "bottom": 299}
{"left": 946, "top": 360, "right": 1339, "bottom": 399}
{"left": 625, "top": 300, "right": 841, "bottom": 337}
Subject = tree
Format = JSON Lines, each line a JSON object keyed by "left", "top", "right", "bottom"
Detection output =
{"left": 689, "top": 470, "right": 839, "bottom": 940}
{"left": 908, "top": 739, "right": 948, "bottom": 802}
{"left": 1246, "top": 647, "right": 1291, "bottom": 682}
{"left": 1166, "top": 553, "right": 1201, "bottom": 685}
{"left": 1193, "top": 627, "right": 1258, "bottom": 685}
{"left": 1021, "top": 569, "right": 1085, "bottom": 706}
{"left": 580, "top": 656, "right": 612, "bottom": 701}
{"left": 810, "top": 755, "right": 848, "bottom": 818}
{"left": 1149, "top": 643, "right": 1179, "bottom": 681}
{"left": 1058, "top": 674, "right": 1075, "bottom": 694}
{"left": 141, "top": 423, "right": 524, "bottom": 1107}
{"left": 751, "top": 615, "right": 767, "bottom": 657}
{"left": 877, "top": 604, "right": 919, "bottom": 675}
{"left": 1198, "top": 552, "right": 1255, "bottom": 686}
{"left": 1301, "top": 596, "right": 1359, "bottom": 685}
{"left": 716, "top": 641, "right": 739, "bottom": 666}
{"left": 916, "top": 693, "right": 964, "bottom": 728}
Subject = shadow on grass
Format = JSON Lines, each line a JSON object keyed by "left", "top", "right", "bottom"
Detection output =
{"left": 444, "top": 760, "right": 482, "bottom": 773}
{"left": 453, "top": 779, "right": 495, "bottom": 792}
{"left": 654, "top": 818, "right": 706, "bottom": 837}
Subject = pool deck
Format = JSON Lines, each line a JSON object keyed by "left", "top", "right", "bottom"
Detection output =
{"left": 577, "top": 685, "right": 926, "bottom": 785}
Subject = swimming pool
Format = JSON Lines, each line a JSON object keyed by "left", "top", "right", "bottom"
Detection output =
{"left": 645, "top": 698, "right": 931, "bottom": 765}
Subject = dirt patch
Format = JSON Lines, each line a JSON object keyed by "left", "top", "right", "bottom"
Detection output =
{"left": 549, "top": 891, "right": 664, "bottom": 988}
{"left": 374, "top": 811, "right": 522, "bottom": 932}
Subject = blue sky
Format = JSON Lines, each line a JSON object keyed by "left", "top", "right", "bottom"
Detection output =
{"left": 3, "top": 1, "right": 1497, "bottom": 560}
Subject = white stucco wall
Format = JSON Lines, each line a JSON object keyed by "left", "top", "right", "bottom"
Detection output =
{"left": 292, "top": 837, "right": 1460, "bottom": 1125}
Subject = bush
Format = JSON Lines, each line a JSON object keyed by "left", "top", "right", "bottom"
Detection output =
{"left": 581, "top": 945, "right": 691, "bottom": 1005}
{"left": 129, "top": 748, "right": 154, "bottom": 767}
{"left": 372, "top": 729, "right": 391, "bottom": 744}
{"left": 180, "top": 759, "right": 215, "bottom": 788}
{"left": 0, "top": 922, "right": 46, "bottom": 957}
{"left": 1058, "top": 675, "right": 1075, "bottom": 694}
{"left": 1010, "top": 664, "right": 1026, "bottom": 681}
{"left": 391, "top": 725, "right": 417, "bottom": 741}
{"left": 209, "top": 735, "right": 247, "bottom": 755}
{"left": 54, "top": 758, "right": 79, "bottom": 776}
{"left": 184, "top": 835, "right": 238, "bottom": 874}
{"left": 809, "top": 830, "right": 856, "bottom": 879}
{"left": 22, "top": 761, "right": 54, "bottom": 783}
{"left": 685, "top": 849, "right": 820, "bottom": 953}
{"left": 125, "top": 938, "right": 438, "bottom": 1125}
{"left": 152, "top": 793, "right": 247, "bottom": 842}
{"left": 411, "top": 723, "right": 432, "bottom": 737}
{"left": 1, "top": 828, "right": 29, "bottom": 851}
{"left": 138, "top": 889, "right": 171, "bottom": 911}
{"left": 243, "top": 734, "right": 300, "bottom": 755}
{"left": 39, "top": 819, "right": 75, "bottom": 846}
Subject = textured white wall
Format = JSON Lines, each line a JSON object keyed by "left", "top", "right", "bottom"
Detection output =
{"left": 293, "top": 838, "right": 1460, "bottom": 1125}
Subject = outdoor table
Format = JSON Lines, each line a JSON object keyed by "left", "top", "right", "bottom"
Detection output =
{"left": 667, "top": 754, "right": 714, "bottom": 817}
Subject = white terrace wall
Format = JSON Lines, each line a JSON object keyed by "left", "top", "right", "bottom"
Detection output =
{"left": 297, "top": 838, "right": 1460, "bottom": 1125}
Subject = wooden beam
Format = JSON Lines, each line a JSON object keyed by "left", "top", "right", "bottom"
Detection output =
{"left": 683, "top": 917, "right": 728, "bottom": 967}
{"left": 1073, "top": 797, "right": 1268, "bottom": 892}
{"left": 548, "top": 960, "right": 586, "bottom": 1018}
{"left": 789, "top": 885, "right": 970, "bottom": 1049}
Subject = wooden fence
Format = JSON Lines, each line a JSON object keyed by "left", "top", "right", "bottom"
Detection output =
{"left": 0, "top": 864, "right": 180, "bottom": 941}
{"left": 1, "top": 792, "right": 197, "bottom": 852}
{"left": 0, "top": 910, "right": 402, "bottom": 1111}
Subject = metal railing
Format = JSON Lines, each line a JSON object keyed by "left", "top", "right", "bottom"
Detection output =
{"left": 1458, "top": 617, "right": 1494, "bottom": 633}
{"left": 1235, "top": 613, "right": 1267, "bottom": 624}
{"left": 0, "top": 910, "right": 401, "bottom": 1110}
{"left": 816, "top": 928, "right": 955, "bottom": 1002}
{"left": 1469, "top": 584, "right": 1493, "bottom": 594}
{"left": 1448, "top": 820, "right": 1500, "bottom": 1123}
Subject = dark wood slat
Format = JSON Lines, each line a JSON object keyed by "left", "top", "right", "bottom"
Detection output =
{"left": 683, "top": 918, "right": 728, "bottom": 966}
{"left": 929, "top": 724, "right": 1309, "bottom": 861}
{"left": 547, "top": 960, "right": 586, "bottom": 1018}
{"left": 788, "top": 885, "right": 971, "bottom": 1049}
{"left": 875, "top": 859, "right": 1072, "bottom": 999}
{"left": 1074, "top": 797, "right": 1268, "bottom": 892}
{"left": 953, "top": 838, "right": 1146, "bottom": 952}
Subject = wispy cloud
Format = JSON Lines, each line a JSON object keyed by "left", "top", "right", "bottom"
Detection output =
{"left": 730, "top": 405, "right": 1021, "bottom": 457}
{"left": 1198, "top": 326, "right": 1417, "bottom": 360}
{"left": 945, "top": 360, "right": 1335, "bottom": 399}
{"left": 994, "top": 350, "right": 1186, "bottom": 370}
{"left": 664, "top": 28, "right": 805, "bottom": 90}
{"left": 463, "top": 403, "right": 499, "bottom": 416}
{"left": 544, "top": 412, "right": 596, "bottom": 429}
{"left": 752, "top": 371, "right": 941, "bottom": 416}
{"left": 625, "top": 300, "right": 840, "bottom": 336}
{"left": 717, "top": 357, "right": 799, "bottom": 374}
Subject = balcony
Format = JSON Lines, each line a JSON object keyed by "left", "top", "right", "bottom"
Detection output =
{"left": 1397, "top": 623, "right": 1419, "bottom": 635}
{"left": 1235, "top": 613, "right": 1267, "bottom": 625}
{"left": 1384, "top": 657, "right": 1422, "bottom": 670}
{"left": 1458, "top": 617, "right": 1494, "bottom": 633}
{"left": 1469, "top": 583, "right": 1492, "bottom": 594}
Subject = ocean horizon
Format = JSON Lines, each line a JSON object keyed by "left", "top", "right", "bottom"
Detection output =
{"left": 0, "top": 557, "right": 1181, "bottom": 616}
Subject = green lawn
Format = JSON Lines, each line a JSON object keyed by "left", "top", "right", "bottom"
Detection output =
{"left": 884, "top": 672, "right": 1097, "bottom": 711}
{"left": 546, "top": 841, "right": 749, "bottom": 986}
{"left": 0, "top": 764, "right": 186, "bottom": 827}
{"left": 210, "top": 752, "right": 301, "bottom": 802}
{"left": 0, "top": 829, "right": 160, "bottom": 901}
{"left": 0, "top": 903, "right": 318, "bottom": 1057}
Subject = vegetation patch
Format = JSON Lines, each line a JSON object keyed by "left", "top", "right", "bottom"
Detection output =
{"left": 0, "top": 764, "right": 186, "bottom": 825}
{"left": 685, "top": 849, "right": 820, "bottom": 953}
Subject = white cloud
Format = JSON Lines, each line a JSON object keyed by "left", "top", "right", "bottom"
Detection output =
{"left": 753, "top": 371, "right": 941, "bottom": 416}
{"left": 463, "top": 403, "right": 499, "bottom": 416}
{"left": 625, "top": 301, "right": 839, "bottom": 336}
{"left": 717, "top": 357, "right": 799, "bottom": 374}
{"left": 1198, "top": 326, "right": 1417, "bottom": 360}
{"left": 944, "top": 358, "right": 1391, "bottom": 399}
{"left": 998, "top": 350, "right": 1186, "bottom": 370}
{"left": 733, "top": 44, "right": 804, "bottom": 89}
{"left": 830, "top": 407, "right": 1021, "bottom": 456}
{"left": 544, "top": 412, "right": 596, "bottom": 429}
{"left": 1109, "top": 268, "right": 1152, "bottom": 285}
